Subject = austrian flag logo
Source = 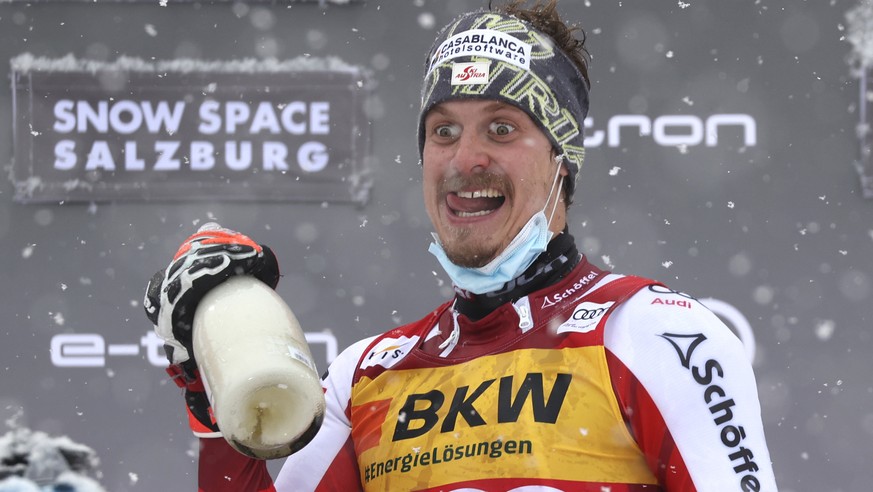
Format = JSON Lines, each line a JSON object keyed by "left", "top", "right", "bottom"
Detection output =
{"left": 451, "top": 61, "right": 490, "bottom": 85}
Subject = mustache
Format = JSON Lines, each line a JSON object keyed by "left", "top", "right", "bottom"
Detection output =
{"left": 437, "top": 172, "right": 512, "bottom": 195}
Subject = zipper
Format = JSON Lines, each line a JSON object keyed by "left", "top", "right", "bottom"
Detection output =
{"left": 513, "top": 296, "right": 534, "bottom": 333}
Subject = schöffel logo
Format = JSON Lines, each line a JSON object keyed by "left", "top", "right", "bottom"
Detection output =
{"left": 556, "top": 301, "right": 614, "bottom": 335}
{"left": 659, "top": 332, "right": 763, "bottom": 490}
{"left": 451, "top": 62, "right": 490, "bottom": 85}
{"left": 540, "top": 270, "right": 599, "bottom": 309}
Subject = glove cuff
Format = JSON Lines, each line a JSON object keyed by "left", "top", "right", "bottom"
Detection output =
{"left": 187, "top": 403, "right": 222, "bottom": 438}
{"left": 166, "top": 365, "right": 222, "bottom": 437}
{"left": 166, "top": 364, "right": 205, "bottom": 392}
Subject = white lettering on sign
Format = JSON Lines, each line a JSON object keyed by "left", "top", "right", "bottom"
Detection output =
{"left": 49, "top": 99, "right": 334, "bottom": 174}
{"left": 50, "top": 330, "right": 340, "bottom": 368}
{"left": 51, "top": 99, "right": 331, "bottom": 136}
{"left": 53, "top": 99, "right": 186, "bottom": 135}
{"left": 197, "top": 100, "right": 330, "bottom": 135}
{"left": 583, "top": 113, "right": 757, "bottom": 148}
{"left": 298, "top": 141, "right": 329, "bottom": 172}
{"left": 53, "top": 140, "right": 329, "bottom": 173}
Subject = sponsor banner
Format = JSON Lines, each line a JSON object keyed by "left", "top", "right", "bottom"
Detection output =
{"left": 429, "top": 29, "right": 531, "bottom": 73}
{"left": 350, "top": 347, "right": 655, "bottom": 489}
{"left": 10, "top": 54, "right": 373, "bottom": 203}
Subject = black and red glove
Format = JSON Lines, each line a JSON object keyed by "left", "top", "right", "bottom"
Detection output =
{"left": 143, "top": 222, "right": 280, "bottom": 436}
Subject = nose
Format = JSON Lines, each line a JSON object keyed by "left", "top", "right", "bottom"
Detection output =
{"left": 450, "top": 131, "right": 490, "bottom": 175}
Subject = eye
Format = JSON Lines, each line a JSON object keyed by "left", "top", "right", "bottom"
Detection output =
{"left": 434, "top": 123, "right": 460, "bottom": 139}
{"left": 489, "top": 121, "right": 516, "bottom": 136}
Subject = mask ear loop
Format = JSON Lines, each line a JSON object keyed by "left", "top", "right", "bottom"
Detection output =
{"left": 438, "top": 300, "right": 460, "bottom": 357}
{"left": 544, "top": 154, "right": 565, "bottom": 227}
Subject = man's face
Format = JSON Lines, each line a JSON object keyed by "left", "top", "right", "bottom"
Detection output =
{"left": 422, "top": 99, "right": 568, "bottom": 268}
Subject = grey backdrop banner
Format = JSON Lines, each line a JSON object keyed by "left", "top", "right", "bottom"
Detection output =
{"left": 0, "top": 1, "right": 871, "bottom": 491}
{"left": 10, "top": 55, "right": 373, "bottom": 204}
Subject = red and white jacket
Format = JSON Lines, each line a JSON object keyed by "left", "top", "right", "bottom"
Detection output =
{"left": 196, "top": 258, "right": 777, "bottom": 491}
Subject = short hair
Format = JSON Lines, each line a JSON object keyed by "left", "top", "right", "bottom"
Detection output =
{"left": 494, "top": 0, "right": 590, "bottom": 206}
{"left": 493, "top": 0, "right": 590, "bottom": 88}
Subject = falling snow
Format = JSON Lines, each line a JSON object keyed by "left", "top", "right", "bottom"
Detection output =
{"left": 0, "top": 1, "right": 871, "bottom": 490}
{"left": 815, "top": 320, "right": 836, "bottom": 341}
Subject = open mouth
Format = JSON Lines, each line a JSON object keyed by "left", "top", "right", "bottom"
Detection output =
{"left": 446, "top": 188, "right": 506, "bottom": 218}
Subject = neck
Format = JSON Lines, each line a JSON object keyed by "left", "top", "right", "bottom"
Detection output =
{"left": 454, "top": 228, "right": 579, "bottom": 321}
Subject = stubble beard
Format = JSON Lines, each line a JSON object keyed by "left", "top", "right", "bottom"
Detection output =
{"left": 441, "top": 225, "right": 501, "bottom": 268}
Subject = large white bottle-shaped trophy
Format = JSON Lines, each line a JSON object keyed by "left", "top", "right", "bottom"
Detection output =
{"left": 193, "top": 275, "right": 325, "bottom": 459}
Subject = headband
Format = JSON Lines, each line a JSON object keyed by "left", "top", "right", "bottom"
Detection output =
{"left": 418, "top": 10, "right": 589, "bottom": 196}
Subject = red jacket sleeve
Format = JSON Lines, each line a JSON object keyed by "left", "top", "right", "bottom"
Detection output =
{"left": 198, "top": 438, "right": 276, "bottom": 492}
{"left": 607, "top": 349, "right": 696, "bottom": 490}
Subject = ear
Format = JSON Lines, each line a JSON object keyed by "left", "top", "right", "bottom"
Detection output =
{"left": 553, "top": 153, "right": 570, "bottom": 177}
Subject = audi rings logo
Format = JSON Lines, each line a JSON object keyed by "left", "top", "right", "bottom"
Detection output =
{"left": 572, "top": 306, "right": 607, "bottom": 321}
{"left": 556, "top": 301, "right": 615, "bottom": 335}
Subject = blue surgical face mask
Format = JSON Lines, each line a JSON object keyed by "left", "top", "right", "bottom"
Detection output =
{"left": 428, "top": 158, "right": 564, "bottom": 295}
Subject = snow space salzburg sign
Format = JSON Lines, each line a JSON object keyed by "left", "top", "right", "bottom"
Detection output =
{"left": 9, "top": 54, "right": 373, "bottom": 203}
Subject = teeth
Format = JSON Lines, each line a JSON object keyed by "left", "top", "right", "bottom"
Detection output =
{"left": 457, "top": 210, "right": 495, "bottom": 218}
{"left": 456, "top": 189, "right": 503, "bottom": 199}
